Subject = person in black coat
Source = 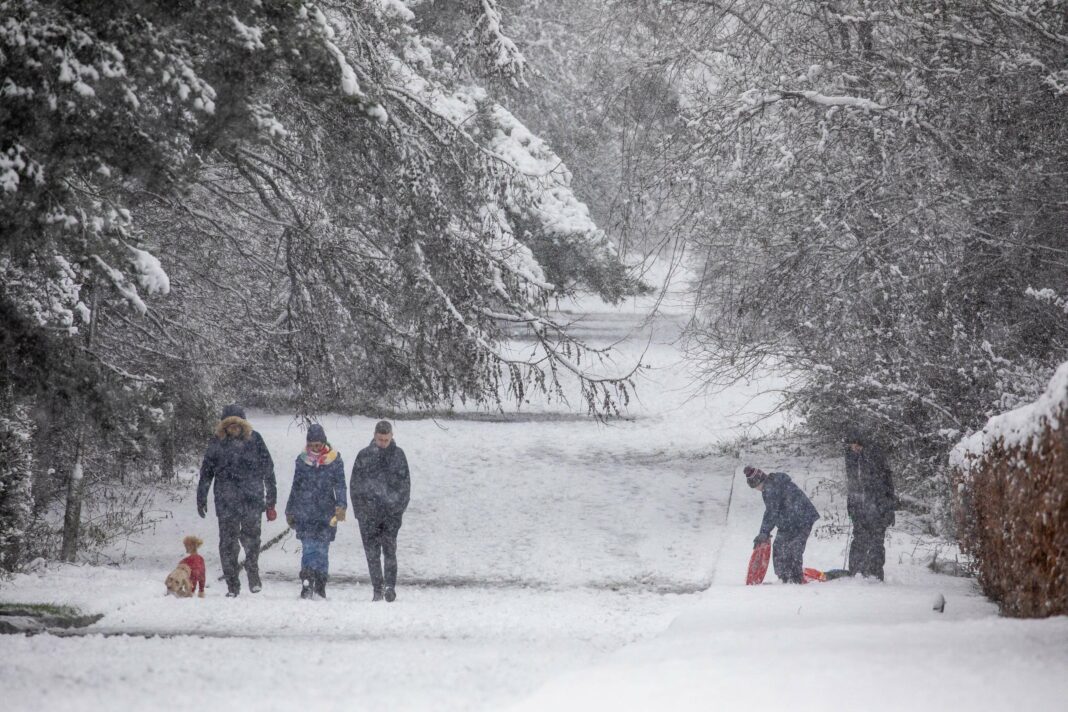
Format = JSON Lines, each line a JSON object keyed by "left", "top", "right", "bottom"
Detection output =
{"left": 285, "top": 423, "right": 347, "bottom": 600}
{"left": 844, "top": 432, "right": 896, "bottom": 580}
{"left": 350, "top": 420, "right": 410, "bottom": 602}
{"left": 745, "top": 466, "right": 820, "bottom": 584}
{"left": 196, "top": 405, "right": 277, "bottom": 596}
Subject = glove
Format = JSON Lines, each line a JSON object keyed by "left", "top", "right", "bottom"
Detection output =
{"left": 197, "top": 503, "right": 207, "bottom": 518}
{"left": 334, "top": 507, "right": 346, "bottom": 523}
{"left": 286, "top": 514, "right": 296, "bottom": 528}
{"left": 753, "top": 533, "right": 771, "bottom": 548}
{"left": 266, "top": 506, "right": 277, "bottom": 522}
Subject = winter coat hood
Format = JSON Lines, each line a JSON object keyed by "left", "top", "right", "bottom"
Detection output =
{"left": 215, "top": 415, "right": 253, "bottom": 440}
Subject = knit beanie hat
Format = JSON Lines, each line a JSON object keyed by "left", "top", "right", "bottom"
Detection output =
{"left": 221, "top": 404, "right": 246, "bottom": 420}
{"left": 306, "top": 423, "right": 327, "bottom": 444}
{"left": 744, "top": 465, "right": 768, "bottom": 488}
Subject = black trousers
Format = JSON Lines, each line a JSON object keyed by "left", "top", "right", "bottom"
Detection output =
{"left": 849, "top": 520, "right": 888, "bottom": 580}
{"left": 218, "top": 510, "right": 262, "bottom": 591}
{"left": 358, "top": 513, "right": 402, "bottom": 591}
{"left": 773, "top": 525, "right": 812, "bottom": 584}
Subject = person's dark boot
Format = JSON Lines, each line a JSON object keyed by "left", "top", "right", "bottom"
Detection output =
{"left": 384, "top": 587, "right": 396, "bottom": 602}
{"left": 371, "top": 588, "right": 384, "bottom": 602}
{"left": 300, "top": 569, "right": 314, "bottom": 600}
{"left": 314, "top": 572, "right": 328, "bottom": 600}
{"left": 248, "top": 570, "right": 263, "bottom": 594}
{"left": 226, "top": 578, "right": 241, "bottom": 597}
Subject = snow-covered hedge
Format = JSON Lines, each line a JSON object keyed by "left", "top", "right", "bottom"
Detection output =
{"left": 950, "top": 363, "right": 1068, "bottom": 618}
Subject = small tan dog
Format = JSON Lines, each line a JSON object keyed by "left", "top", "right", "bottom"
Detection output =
{"left": 165, "top": 536, "right": 207, "bottom": 598}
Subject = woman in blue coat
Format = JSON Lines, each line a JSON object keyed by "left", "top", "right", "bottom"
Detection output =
{"left": 285, "top": 424, "right": 347, "bottom": 599}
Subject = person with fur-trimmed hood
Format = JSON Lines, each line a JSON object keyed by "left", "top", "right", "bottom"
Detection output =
{"left": 286, "top": 423, "right": 347, "bottom": 600}
{"left": 196, "top": 404, "right": 277, "bottom": 597}
{"left": 745, "top": 465, "right": 820, "bottom": 584}
{"left": 844, "top": 430, "right": 896, "bottom": 580}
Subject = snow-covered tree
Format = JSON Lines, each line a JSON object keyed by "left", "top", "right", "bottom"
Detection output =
{"left": 606, "top": 0, "right": 1068, "bottom": 529}
{"left": 0, "top": 0, "right": 640, "bottom": 563}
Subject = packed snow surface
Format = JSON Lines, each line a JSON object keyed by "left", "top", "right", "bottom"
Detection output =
{"left": 2, "top": 295, "right": 1066, "bottom": 711}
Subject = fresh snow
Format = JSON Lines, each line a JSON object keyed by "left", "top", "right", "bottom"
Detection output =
{"left": 2, "top": 298, "right": 1066, "bottom": 712}
{"left": 950, "top": 359, "right": 1068, "bottom": 473}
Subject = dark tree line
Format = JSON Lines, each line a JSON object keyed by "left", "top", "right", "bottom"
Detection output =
{"left": 0, "top": 0, "right": 643, "bottom": 566}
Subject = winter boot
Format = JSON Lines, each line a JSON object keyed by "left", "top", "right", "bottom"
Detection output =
{"left": 225, "top": 577, "right": 241, "bottom": 597}
{"left": 314, "top": 572, "right": 328, "bottom": 600}
{"left": 384, "top": 587, "right": 396, "bottom": 603}
{"left": 371, "top": 587, "right": 384, "bottom": 602}
{"left": 300, "top": 569, "right": 314, "bottom": 600}
{"left": 248, "top": 571, "right": 263, "bottom": 594}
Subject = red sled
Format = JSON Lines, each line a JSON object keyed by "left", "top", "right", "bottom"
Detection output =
{"left": 745, "top": 541, "right": 826, "bottom": 585}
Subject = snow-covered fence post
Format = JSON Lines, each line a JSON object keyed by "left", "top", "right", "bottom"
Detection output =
{"left": 950, "top": 362, "right": 1068, "bottom": 618}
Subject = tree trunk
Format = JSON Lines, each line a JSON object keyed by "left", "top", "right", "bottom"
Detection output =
{"left": 59, "top": 283, "right": 100, "bottom": 563}
{"left": 59, "top": 441, "right": 86, "bottom": 562}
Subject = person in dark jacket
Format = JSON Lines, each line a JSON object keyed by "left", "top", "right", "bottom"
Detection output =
{"left": 196, "top": 405, "right": 277, "bottom": 596}
{"left": 844, "top": 432, "right": 896, "bottom": 580}
{"left": 745, "top": 465, "right": 820, "bottom": 584}
{"left": 285, "top": 423, "right": 347, "bottom": 600}
{"left": 350, "top": 420, "right": 410, "bottom": 602}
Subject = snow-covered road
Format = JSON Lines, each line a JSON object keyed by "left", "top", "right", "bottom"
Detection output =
{"left": 1, "top": 301, "right": 779, "bottom": 711}
{"left": 4, "top": 299, "right": 1066, "bottom": 712}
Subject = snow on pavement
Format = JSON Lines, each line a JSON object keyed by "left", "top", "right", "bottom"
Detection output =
{"left": 507, "top": 456, "right": 1068, "bottom": 712}
{"left": 4, "top": 300, "right": 1067, "bottom": 712}
{"left": 0, "top": 303, "right": 772, "bottom": 712}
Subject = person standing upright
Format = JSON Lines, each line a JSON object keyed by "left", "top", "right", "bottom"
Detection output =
{"left": 844, "top": 431, "right": 896, "bottom": 580}
{"left": 286, "top": 423, "right": 347, "bottom": 600}
{"left": 350, "top": 420, "right": 410, "bottom": 602}
{"left": 197, "top": 405, "right": 277, "bottom": 596}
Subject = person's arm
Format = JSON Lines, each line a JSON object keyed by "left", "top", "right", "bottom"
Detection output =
{"left": 285, "top": 464, "right": 299, "bottom": 525}
{"left": 876, "top": 450, "right": 896, "bottom": 525}
{"left": 844, "top": 451, "right": 859, "bottom": 520}
{"left": 756, "top": 489, "right": 778, "bottom": 543}
{"left": 333, "top": 457, "right": 348, "bottom": 520}
{"left": 349, "top": 452, "right": 366, "bottom": 512}
{"left": 257, "top": 432, "right": 277, "bottom": 509}
{"left": 196, "top": 445, "right": 216, "bottom": 517}
{"left": 394, "top": 449, "right": 411, "bottom": 514}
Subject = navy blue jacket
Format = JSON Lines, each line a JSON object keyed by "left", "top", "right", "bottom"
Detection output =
{"left": 350, "top": 440, "right": 410, "bottom": 519}
{"left": 845, "top": 446, "right": 896, "bottom": 528}
{"left": 197, "top": 417, "right": 276, "bottom": 518}
{"left": 759, "top": 472, "right": 819, "bottom": 537}
{"left": 286, "top": 448, "right": 347, "bottom": 542}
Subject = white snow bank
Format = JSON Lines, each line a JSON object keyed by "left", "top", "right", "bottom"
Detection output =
{"left": 949, "top": 360, "right": 1068, "bottom": 473}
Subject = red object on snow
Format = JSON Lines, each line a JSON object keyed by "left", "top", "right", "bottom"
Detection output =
{"left": 266, "top": 506, "right": 277, "bottom": 522}
{"left": 746, "top": 541, "right": 772, "bottom": 585}
{"left": 746, "top": 542, "right": 827, "bottom": 585}
{"left": 181, "top": 553, "right": 206, "bottom": 595}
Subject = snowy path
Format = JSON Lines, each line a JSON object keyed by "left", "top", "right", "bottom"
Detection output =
{"left": 1, "top": 302, "right": 782, "bottom": 712}
{"left": 6, "top": 300, "right": 1065, "bottom": 712}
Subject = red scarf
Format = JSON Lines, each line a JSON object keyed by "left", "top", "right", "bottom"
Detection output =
{"left": 304, "top": 444, "right": 332, "bottom": 467}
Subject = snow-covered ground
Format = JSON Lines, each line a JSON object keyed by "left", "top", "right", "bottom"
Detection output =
{"left": 2, "top": 295, "right": 1067, "bottom": 711}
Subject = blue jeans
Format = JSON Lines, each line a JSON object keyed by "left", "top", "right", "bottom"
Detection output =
{"left": 300, "top": 538, "right": 330, "bottom": 574}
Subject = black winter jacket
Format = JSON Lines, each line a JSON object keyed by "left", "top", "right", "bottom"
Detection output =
{"left": 350, "top": 440, "right": 410, "bottom": 519}
{"left": 286, "top": 448, "right": 347, "bottom": 542}
{"left": 759, "top": 472, "right": 820, "bottom": 537}
{"left": 197, "top": 417, "right": 277, "bottom": 518}
{"left": 845, "top": 446, "right": 896, "bottom": 528}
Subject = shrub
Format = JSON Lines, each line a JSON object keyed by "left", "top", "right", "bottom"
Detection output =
{"left": 951, "top": 364, "right": 1068, "bottom": 617}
